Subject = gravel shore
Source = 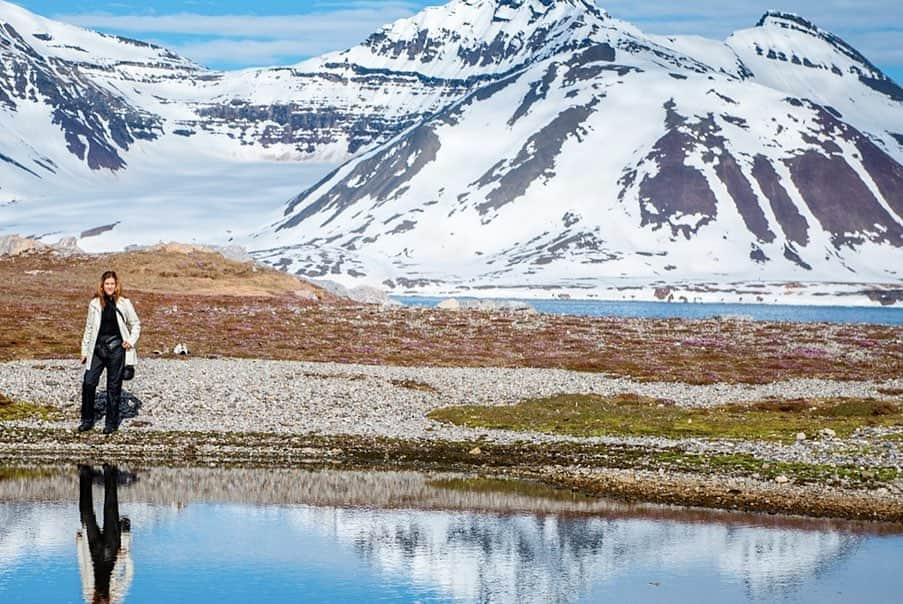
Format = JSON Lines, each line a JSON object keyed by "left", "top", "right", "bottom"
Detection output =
{"left": 1, "top": 358, "right": 901, "bottom": 474}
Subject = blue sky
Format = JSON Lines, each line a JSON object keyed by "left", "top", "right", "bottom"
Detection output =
{"left": 12, "top": 0, "right": 903, "bottom": 82}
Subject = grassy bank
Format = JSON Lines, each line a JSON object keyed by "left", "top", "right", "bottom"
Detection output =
{"left": 429, "top": 394, "right": 903, "bottom": 442}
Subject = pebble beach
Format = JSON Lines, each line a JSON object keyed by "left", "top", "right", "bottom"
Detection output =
{"left": 1, "top": 358, "right": 901, "bottom": 491}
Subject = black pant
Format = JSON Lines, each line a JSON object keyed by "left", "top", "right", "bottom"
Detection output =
{"left": 83, "top": 338, "right": 124, "bottom": 426}
{"left": 79, "top": 465, "right": 122, "bottom": 601}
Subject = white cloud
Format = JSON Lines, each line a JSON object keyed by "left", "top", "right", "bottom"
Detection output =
{"left": 50, "top": 3, "right": 423, "bottom": 67}
{"left": 55, "top": 5, "right": 419, "bottom": 38}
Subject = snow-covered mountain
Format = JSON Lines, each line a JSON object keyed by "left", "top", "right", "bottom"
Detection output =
{"left": 1, "top": 0, "right": 901, "bottom": 300}
{"left": 252, "top": 1, "right": 903, "bottom": 294}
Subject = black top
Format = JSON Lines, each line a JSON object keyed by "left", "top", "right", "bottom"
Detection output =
{"left": 98, "top": 296, "right": 120, "bottom": 339}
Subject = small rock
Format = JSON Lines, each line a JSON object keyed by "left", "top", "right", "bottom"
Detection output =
{"left": 173, "top": 343, "right": 190, "bottom": 355}
{"left": 775, "top": 475, "right": 789, "bottom": 484}
{"left": 438, "top": 299, "right": 461, "bottom": 311}
{"left": 819, "top": 428, "right": 837, "bottom": 439}
{"left": 796, "top": 432, "right": 807, "bottom": 441}
{"left": 348, "top": 285, "right": 399, "bottom": 306}
{"left": 468, "top": 447, "right": 482, "bottom": 455}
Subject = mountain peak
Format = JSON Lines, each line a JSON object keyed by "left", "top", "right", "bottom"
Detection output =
{"left": 466, "top": 0, "right": 596, "bottom": 10}
{"left": 753, "top": 10, "right": 882, "bottom": 76}
{"left": 331, "top": 0, "right": 606, "bottom": 76}
{"left": 756, "top": 11, "right": 818, "bottom": 32}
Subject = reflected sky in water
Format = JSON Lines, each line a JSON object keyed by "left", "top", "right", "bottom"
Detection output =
{"left": 0, "top": 467, "right": 901, "bottom": 603}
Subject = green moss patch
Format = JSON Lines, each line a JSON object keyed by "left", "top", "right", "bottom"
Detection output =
{"left": 0, "top": 467, "right": 57, "bottom": 482}
{"left": 0, "top": 393, "right": 59, "bottom": 422}
{"left": 652, "top": 451, "right": 899, "bottom": 485}
{"left": 428, "top": 394, "right": 903, "bottom": 442}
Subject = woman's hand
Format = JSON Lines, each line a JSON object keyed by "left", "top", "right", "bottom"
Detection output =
{"left": 122, "top": 342, "right": 132, "bottom": 350}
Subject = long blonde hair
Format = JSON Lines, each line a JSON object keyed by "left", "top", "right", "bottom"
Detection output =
{"left": 95, "top": 271, "right": 122, "bottom": 308}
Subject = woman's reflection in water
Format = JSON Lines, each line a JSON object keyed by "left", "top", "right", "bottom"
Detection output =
{"left": 77, "top": 465, "right": 134, "bottom": 604}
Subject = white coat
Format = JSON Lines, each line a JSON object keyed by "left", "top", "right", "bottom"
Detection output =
{"left": 81, "top": 297, "right": 141, "bottom": 369}
{"left": 77, "top": 529, "right": 134, "bottom": 604}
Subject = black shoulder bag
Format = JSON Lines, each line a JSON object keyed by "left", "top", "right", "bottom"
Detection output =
{"left": 116, "top": 307, "right": 136, "bottom": 381}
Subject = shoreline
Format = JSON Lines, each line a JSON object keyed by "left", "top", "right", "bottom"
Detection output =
{"left": 2, "top": 357, "right": 901, "bottom": 524}
{"left": 384, "top": 281, "right": 903, "bottom": 308}
{"left": 2, "top": 426, "right": 901, "bottom": 524}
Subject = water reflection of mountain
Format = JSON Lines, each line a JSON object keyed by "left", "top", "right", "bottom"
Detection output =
{"left": 0, "top": 467, "right": 872, "bottom": 602}
{"left": 287, "top": 508, "right": 858, "bottom": 603}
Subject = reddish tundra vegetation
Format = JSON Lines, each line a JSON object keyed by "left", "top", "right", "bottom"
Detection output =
{"left": 0, "top": 248, "right": 900, "bottom": 385}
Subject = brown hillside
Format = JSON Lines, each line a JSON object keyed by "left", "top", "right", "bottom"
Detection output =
{"left": 0, "top": 244, "right": 330, "bottom": 298}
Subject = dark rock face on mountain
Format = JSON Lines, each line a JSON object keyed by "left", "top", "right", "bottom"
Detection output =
{"left": 633, "top": 101, "right": 721, "bottom": 239}
{"left": 0, "top": 20, "right": 162, "bottom": 172}
{"left": 281, "top": 125, "right": 443, "bottom": 231}
{"left": 751, "top": 155, "right": 809, "bottom": 246}
{"left": 192, "top": 97, "right": 428, "bottom": 156}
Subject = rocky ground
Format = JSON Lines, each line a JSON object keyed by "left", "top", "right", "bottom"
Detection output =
{"left": 1, "top": 358, "right": 901, "bottom": 523}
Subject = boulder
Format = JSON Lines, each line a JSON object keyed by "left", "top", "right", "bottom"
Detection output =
{"left": 207, "top": 245, "right": 252, "bottom": 263}
{"left": 52, "top": 236, "right": 82, "bottom": 255}
{"left": 437, "top": 298, "right": 461, "bottom": 311}
{"left": 437, "top": 298, "right": 536, "bottom": 313}
{"left": 349, "top": 285, "right": 400, "bottom": 306}
{"left": 0, "top": 235, "right": 48, "bottom": 256}
{"left": 310, "top": 279, "right": 398, "bottom": 305}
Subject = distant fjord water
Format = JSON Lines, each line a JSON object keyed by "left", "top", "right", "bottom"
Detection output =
{"left": 393, "top": 297, "right": 903, "bottom": 326}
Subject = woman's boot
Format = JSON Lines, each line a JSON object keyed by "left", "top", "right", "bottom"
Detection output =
{"left": 103, "top": 392, "right": 120, "bottom": 435}
{"left": 78, "top": 383, "right": 96, "bottom": 432}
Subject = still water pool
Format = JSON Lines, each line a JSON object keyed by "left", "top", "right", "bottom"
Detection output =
{"left": 1, "top": 466, "right": 900, "bottom": 603}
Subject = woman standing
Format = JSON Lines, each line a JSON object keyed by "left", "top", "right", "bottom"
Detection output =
{"left": 79, "top": 271, "right": 141, "bottom": 434}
